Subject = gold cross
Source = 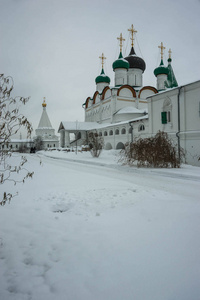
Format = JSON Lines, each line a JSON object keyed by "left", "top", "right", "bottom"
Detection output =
{"left": 128, "top": 24, "right": 137, "bottom": 47}
{"left": 117, "top": 33, "right": 125, "bottom": 52}
{"left": 158, "top": 42, "right": 166, "bottom": 60}
{"left": 168, "top": 48, "right": 172, "bottom": 59}
{"left": 99, "top": 53, "right": 106, "bottom": 69}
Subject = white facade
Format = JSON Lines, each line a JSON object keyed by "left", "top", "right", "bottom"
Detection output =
{"left": 148, "top": 80, "right": 200, "bottom": 166}
{"left": 0, "top": 139, "right": 33, "bottom": 152}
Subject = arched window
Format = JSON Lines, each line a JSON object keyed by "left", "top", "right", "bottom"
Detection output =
{"left": 99, "top": 132, "right": 102, "bottom": 136}
{"left": 115, "top": 129, "right": 119, "bottom": 135}
{"left": 138, "top": 124, "right": 145, "bottom": 131}
{"left": 104, "top": 131, "right": 108, "bottom": 136}
{"left": 162, "top": 98, "right": 172, "bottom": 124}
{"left": 121, "top": 128, "right": 126, "bottom": 134}
{"left": 109, "top": 130, "right": 113, "bottom": 136}
{"left": 129, "top": 127, "right": 132, "bottom": 134}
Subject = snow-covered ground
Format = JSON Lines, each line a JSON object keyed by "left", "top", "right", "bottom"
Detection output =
{"left": 0, "top": 150, "right": 200, "bottom": 300}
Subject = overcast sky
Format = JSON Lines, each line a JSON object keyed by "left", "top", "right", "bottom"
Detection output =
{"left": 1, "top": 0, "right": 200, "bottom": 138}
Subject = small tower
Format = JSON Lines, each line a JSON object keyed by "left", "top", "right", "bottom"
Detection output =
{"left": 95, "top": 53, "right": 110, "bottom": 92}
{"left": 125, "top": 25, "right": 146, "bottom": 87}
{"left": 35, "top": 98, "right": 59, "bottom": 149}
{"left": 165, "top": 49, "right": 178, "bottom": 88}
{"left": 112, "top": 33, "right": 129, "bottom": 86}
{"left": 154, "top": 42, "right": 169, "bottom": 91}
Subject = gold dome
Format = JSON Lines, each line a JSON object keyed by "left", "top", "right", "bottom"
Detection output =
{"left": 42, "top": 97, "right": 47, "bottom": 107}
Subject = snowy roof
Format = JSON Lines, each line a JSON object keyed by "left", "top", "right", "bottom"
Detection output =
{"left": 58, "top": 121, "right": 110, "bottom": 132}
{"left": 38, "top": 107, "right": 52, "bottom": 129}
{"left": 58, "top": 116, "right": 148, "bottom": 132}
{"left": 115, "top": 106, "right": 147, "bottom": 115}
{"left": 8, "top": 139, "right": 33, "bottom": 143}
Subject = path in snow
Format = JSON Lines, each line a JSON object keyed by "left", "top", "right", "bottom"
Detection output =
{"left": 0, "top": 152, "right": 199, "bottom": 300}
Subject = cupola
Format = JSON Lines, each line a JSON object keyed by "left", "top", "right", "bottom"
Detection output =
{"left": 112, "top": 52, "right": 129, "bottom": 70}
{"left": 95, "top": 53, "right": 110, "bottom": 92}
{"left": 113, "top": 33, "right": 129, "bottom": 86}
{"left": 95, "top": 68, "right": 110, "bottom": 84}
{"left": 165, "top": 49, "right": 178, "bottom": 88}
{"left": 154, "top": 42, "right": 169, "bottom": 91}
{"left": 125, "top": 25, "right": 145, "bottom": 87}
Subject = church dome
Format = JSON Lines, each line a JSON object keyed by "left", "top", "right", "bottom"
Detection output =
{"left": 125, "top": 47, "right": 146, "bottom": 72}
{"left": 95, "top": 68, "right": 110, "bottom": 84}
{"left": 154, "top": 59, "right": 169, "bottom": 77}
{"left": 112, "top": 52, "right": 129, "bottom": 70}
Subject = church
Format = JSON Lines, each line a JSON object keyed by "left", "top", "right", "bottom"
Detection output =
{"left": 58, "top": 25, "right": 200, "bottom": 167}
{"left": 35, "top": 97, "right": 59, "bottom": 149}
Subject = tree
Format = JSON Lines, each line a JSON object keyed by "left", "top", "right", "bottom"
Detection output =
{"left": 34, "top": 135, "right": 43, "bottom": 151}
{"left": 0, "top": 74, "right": 33, "bottom": 205}
{"left": 87, "top": 131, "right": 104, "bottom": 157}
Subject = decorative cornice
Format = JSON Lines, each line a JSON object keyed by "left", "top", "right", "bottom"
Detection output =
{"left": 138, "top": 86, "right": 158, "bottom": 98}
{"left": 117, "top": 85, "right": 137, "bottom": 98}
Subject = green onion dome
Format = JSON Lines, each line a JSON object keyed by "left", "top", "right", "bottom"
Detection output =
{"left": 112, "top": 52, "right": 129, "bottom": 70}
{"left": 95, "top": 68, "right": 110, "bottom": 84}
{"left": 125, "top": 47, "right": 146, "bottom": 72}
{"left": 154, "top": 59, "right": 169, "bottom": 77}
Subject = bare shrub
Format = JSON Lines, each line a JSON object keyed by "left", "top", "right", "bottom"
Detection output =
{"left": 120, "top": 131, "right": 184, "bottom": 168}
{"left": 0, "top": 74, "right": 33, "bottom": 205}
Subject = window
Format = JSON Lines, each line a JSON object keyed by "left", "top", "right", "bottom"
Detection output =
{"left": 161, "top": 111, "right": 171, "bottom": 124}
{"left": 16, "top": 145, "right": 18, "bottom": 149}
{"left": 129, "top": 127, "right": 132, "bottom": 134}
{"left": 121, "top": 128, "right": 126, "bottom": 134}
{"left": 104, "top": 131, "right": 108, "bottom": 136}
{"left": 162, "top": 98, "right": 172, "bottom": 124}
{"left": 138, "top": 124, "right": 145, "bottom": 131}
{"left": 115, "top": 129, "right": 119, "bottom": 135}
{"left": 99, "top": 132, "right": 102, "bottom": 136}
{"left": 109, "top": 130, "right": 113, "bottom": 136}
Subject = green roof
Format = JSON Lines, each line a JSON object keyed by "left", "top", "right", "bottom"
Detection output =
{"left": 112, "top": 52, "right": 129, "bottom": 70}
{"left": 95, "top": 68, "right": 110, "bottom": 84}
{"left": 165, "top": 58, "right": 178, "bottom": 88}
{"left": 154, "top": 59, "right": 169, "bottom": 77}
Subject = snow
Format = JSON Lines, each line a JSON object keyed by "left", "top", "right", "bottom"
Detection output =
{"left": 116, "top": 106, "right": 147, "bottom": 114}
{"left": 59, "top": 121, "right": 110, "bottom": 131}
{"left": 0, "top": 150, "right": 200, "bottom": 300}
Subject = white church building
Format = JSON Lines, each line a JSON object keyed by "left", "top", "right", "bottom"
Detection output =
{"left": 58, "top": 25, "right": 200, "bottom": 167}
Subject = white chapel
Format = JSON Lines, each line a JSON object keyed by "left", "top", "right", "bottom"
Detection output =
{"left": 35, "top": 98, "right": 59, "bottom": 149}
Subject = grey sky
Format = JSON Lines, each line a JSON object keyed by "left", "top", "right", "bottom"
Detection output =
{"left": 1, "top": 0, "right": 200, "bottom": 138}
